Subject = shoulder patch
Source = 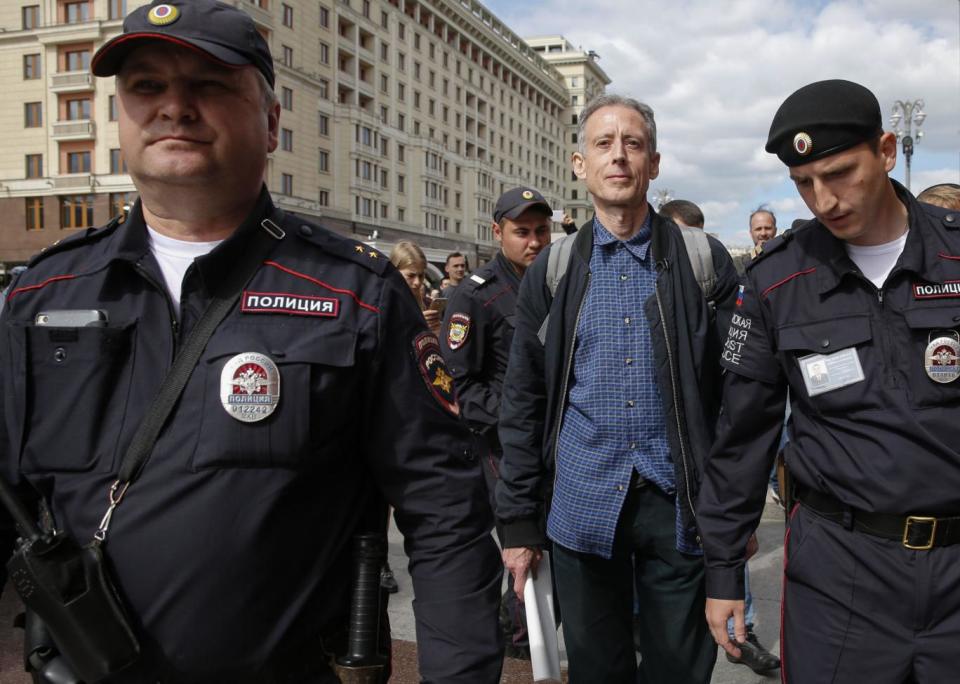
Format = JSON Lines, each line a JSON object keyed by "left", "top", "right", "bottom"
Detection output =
{"left": 446, "top": 312, "right": 471, "bottom": 350}
{"left": 413, "top": 332, "right": 459, "bottom": 416}
{"left": 287, "top": 218, "right": 390, "bottom": 276}
{"left": 27, "top": 217, "right": 121, "bottom": 268}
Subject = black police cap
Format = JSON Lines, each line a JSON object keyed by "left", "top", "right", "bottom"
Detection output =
{"left": 765, "top": 79, "right": 883, "bottom": 167}
{"left": 493, "top": 187, "right": 551, "bottom": 224}
{"left": 92, "top": 0, "right": 275, "bottom": 88}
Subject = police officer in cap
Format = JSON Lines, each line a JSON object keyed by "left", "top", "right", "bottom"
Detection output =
{"left": 698, "top": 79, "right": 960, "bottom": 682}
{"left": 0, "top": 1, "right": 502, "bottom": 681}
{"left": 441, "top": 188, "right": 551, "bottom": 656}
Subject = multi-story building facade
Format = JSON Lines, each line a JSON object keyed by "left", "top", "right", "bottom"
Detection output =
{"left": 0, "top": 0, "right": 607, "bottom": 275}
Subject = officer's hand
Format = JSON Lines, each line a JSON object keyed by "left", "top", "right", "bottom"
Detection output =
{"left": 422, "top": 308, "right": 441, "bottom": 335}
{"left": 502, "top": 546, "right": 542, "bottom": 600}
{"left": 706, "top": 598, "right": 746, "bottom": 658}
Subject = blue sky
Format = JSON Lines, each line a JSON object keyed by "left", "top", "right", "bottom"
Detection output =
{"left": 483, "top": 0, "right": 960, "bottom": 246}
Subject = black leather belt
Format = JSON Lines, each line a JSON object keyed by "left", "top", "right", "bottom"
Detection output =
{"left": 797, "top": 486, "right": 960, "bottom": 550}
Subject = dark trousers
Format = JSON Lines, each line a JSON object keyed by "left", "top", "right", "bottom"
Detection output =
{"left": 553, "top": 485, "right": 714, "bottom": 684}
{"left": 784, "top": 504, "right": 960, "bottom": 683}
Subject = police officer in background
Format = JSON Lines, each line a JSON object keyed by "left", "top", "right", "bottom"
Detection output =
{"left": 0, "top": 1, "right": 502, "bottom": 681}
{"left": 698, "top": 79, "right": 960, "bottom": 682}
{"left": 441, "top": 188, "right": 551, "bottom": 657}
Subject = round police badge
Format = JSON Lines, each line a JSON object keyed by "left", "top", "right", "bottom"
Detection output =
{"left": 793, "top": 132, "right": 813, "bottom": 156}
{"left": 522, "top": 190, "right": 534, "bottom": 200}
{"left": 147, "top": 4, "right": 180, "bottom": 26}
{"left": 447, "top": 312, "right": 471, "bottom": 350}
{"left": 925, "top": 333, "right": 960, "bottom": 384}
{"left": 220, "top": 352, "right": 280, "bottom": 422}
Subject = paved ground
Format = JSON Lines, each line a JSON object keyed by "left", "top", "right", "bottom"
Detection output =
{"left": 0, "top": 499, "right": 784, "bottom": 683}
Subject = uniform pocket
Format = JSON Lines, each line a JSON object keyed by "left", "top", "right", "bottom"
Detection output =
{"left": 777, "top": 314, "right": 877, "bottom": 412}
{"left": 190, "top": 324, "right": 357, "bottom": 471}
{"left": 902, "top": 306, "right": 960, "bottom": 409}
{"left": 20, "top": 321, "right": 137, "bottom": 473}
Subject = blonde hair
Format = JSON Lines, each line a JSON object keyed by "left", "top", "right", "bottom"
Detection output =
{"left": 389, "top": 240, "right": 427, "bottom": 271}
{"left": 917, "top": 184, "right": 960, "bottom": 211}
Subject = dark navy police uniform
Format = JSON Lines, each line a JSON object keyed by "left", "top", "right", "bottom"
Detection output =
{"left": 0, "top": 190, "right": 503, "bottom": 682}
{"left": 698, "top": 183, "right": 960, "bottom": 681}
{"left": 441, "top": 251, "right": 521, "bottom": 486}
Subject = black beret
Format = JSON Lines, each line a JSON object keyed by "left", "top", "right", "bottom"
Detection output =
{"left": 92, "top": 0, "right": 274, "bottom": 88}
{"left": 765, "top": 79, "right": 883, "bottom": 167}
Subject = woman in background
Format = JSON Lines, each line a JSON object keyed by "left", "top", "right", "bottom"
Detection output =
{"left": 389, "top": 241, "right": 441, "bottom": 335}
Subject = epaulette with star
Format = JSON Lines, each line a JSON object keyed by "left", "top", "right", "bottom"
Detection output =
{"left": 285, "top": 218, "right": 390, "bottom": 276}
{"left": 27, "top": 214, "right": 124, "bottom": 268}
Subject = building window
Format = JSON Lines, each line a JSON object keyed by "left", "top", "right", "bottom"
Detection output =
{"left": 319, "top": 42, "right": 329, "bottom": 64}
{"left": 570, "top": 132, "right": 577, "bottom": 143}
{"left": 318, "top": 189, "right": 330, "bottom": 206}
{"left": 22, "top": 5, "right": 40, "bottom": 29}
{"left": 67, "top": 150, "right": 91, "bottom": 173}
{"left": 318, "top": 113, "right": 329, "bottom": 136}
{"left": 281, "top": 173, "right": 293, "bottom": 195}
{"left": 110, "top": 192, "right": 136, "bottom": 218}
{"left": 380, "top": 74, "right": 388, "bottom": 92}
{"left": 380, "top": 10, "right": 388, "bottom": 29}
{"left": 318, "top": 149, "right": 329, "bottom": 172}
{"left": 25, "top": 154, "right": 43, "bottom": 179}
{"left": 25, "top": 197, "right": 44, "bottom": 230}
{"left": 109, "top": 148, "right": 126, "bottom": 174}
{"left": 23, "top": 54, "right": 41, "bottom": 80}
{"left": 319, "top": 79, "right": 329, "bottom": 100}
{"left": 397, "top": 52, "right": 405, "bottom": 71}
{"left": 397, "top": 174, "right": 405, "bottom": 193}
{"left": 281, "top": 87, "right": 293, "bottom": 110}
{"left": 64, "top": 1, "right": 89, "bottom": 23}
{"left": 64, "top": 48, "right": 91, "bottom": 71}
{"left": 282, "top": 3, "right": 293, "bottom": 27}
{"left": 362, "top": 0, "right": 370, "bottom": 17}
{"left": 319, "top": 6, "right": 329, "bottom": 28}
{"left": 108, "top": 0, "right": 126, "bottom": 20}
{"left": 398, "top": 207, "right": 405, "bottom": 221}
{"left": 281, "top": 128, "right": 293, "bottom": 152}
{"left": 398, "top": 22, "right": 405, "bottom": 40}
{"left": 24, "top": 102, "right": 42, "bottom": 128}
{"left": 397, "top": 83, "right": 405, "bottom": 101}
{"left": 65, "top": 97, "right": 91, "bottom": 121}
{"left": 379, "top": 105, "right": 388, "bottom": 124}
{"left": 281, "top": 45, "right": 293, "bottom": 66}
{"left": 60, "top": 195, "right": 95, "bottom": 229}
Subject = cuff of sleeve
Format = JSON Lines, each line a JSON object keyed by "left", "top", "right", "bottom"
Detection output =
{"left": 705, "top": 565, "right": 746, "bottom": 601}
{"left": 498, "top": 517, "right": 547, "bottom": 549}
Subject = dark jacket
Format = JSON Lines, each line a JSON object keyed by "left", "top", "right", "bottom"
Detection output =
{"left": 1, "top": 190, "right": 503, "bottom": 682}
{"left": 698, "top": 182, "right": 960, "bottom": 599}
{"left": 441, "top": 251, "right": 521, "bottom": 453}
{"left": 495, "top": 210, "right": 738, "bottom": 548}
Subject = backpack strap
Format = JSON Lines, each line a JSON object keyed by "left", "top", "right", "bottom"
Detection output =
{"left": 537, "top": 233, "right": 578, "bottom": 345}
{"left": 677, "top": 225, "right": 717, "bottom": 297}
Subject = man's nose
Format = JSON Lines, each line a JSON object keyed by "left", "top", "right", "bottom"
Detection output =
{"left": 158, "top": 83, "right": 198, "bottom": 121}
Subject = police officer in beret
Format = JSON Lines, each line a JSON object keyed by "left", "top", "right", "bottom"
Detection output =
{"left": 0, "top": 1, "right": 502, "bottom": 681}
{"left": 698, "top": 79, "right": 960, "bottom": 682}
{"left": 440, "top": 187, "right": 552, "bottom": 657}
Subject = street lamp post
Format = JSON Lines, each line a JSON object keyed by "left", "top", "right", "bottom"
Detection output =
{"left": 890, "top": 99, "right": 926, "bottom": 191}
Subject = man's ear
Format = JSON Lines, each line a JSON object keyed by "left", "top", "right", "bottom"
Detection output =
{"left": 572, "top": 151, "right": 586, "bottom": 180}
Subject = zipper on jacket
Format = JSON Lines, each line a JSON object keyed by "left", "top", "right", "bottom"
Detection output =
{"left": 654, "top": 278, "right": 698, "bottom": 532}
{"left": 134, "top": 262, "right": 180, "bottom": 359}
{"left": 552, "top": 272, "right": 591, "bottom": 494}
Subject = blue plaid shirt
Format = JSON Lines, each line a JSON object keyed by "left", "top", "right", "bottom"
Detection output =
{"left": 547, "top": 215, "right": 700, "bottom": 557}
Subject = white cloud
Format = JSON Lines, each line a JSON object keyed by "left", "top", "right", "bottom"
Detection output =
{"left": 483, "top": 0, "right": 960, "bottom": 244}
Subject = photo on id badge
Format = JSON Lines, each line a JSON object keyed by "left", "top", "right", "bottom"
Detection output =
{"left": 798, "top": 347, "right": 865, "bottom": 397}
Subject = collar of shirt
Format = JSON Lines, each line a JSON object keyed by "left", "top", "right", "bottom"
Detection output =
{"left": 592, "top": 213, "right": 653, "bottom": 262}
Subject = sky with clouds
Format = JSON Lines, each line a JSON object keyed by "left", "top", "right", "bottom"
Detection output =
{"left": 483, "top": 0, "right": 960, "bottom": 247}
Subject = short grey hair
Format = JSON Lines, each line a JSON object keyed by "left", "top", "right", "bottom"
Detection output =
{"left": 253, "top": 68, "right": 279, "bottom": 112}
{"left": 577, "top": 94, "right": 657, "bottom": 154}
{"left": 749, "top": 206, "right": 777, "bottom": 227}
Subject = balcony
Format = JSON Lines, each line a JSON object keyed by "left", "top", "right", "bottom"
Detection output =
{"left": 52, "top": 120, "right": 96, "bottom": 141}
{"left": 53, "top": 174, "right": 93, "bottom": 190}
{"left": 243, "top": 2, "right": 273, "bottom": 29}
{"left": 50, "top": 71, "right": 93, "bottom": 93}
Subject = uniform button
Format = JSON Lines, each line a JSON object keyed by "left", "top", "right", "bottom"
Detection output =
{"left": 821, "top": 339, "right": 830, "bottom": 348}
{"left": 626, "top": 400, "right": 635, "bottom": 407}
{"left": 625, "top": 358, "right": 633, "bottom": 365}
{"left": 629, "top": 442, "right": 637, "bottom": 449}
{"left": 620, "top": 274, "right": 628, "bottom": 281}
{"left": 624, "top": 317, "right": 631, "bottom": 324}
{"left": 616, "top": 484, "right": 624, "bottom": 491}
{"left": 945, "top": 214, "right": 955, "bottom": 223}
{"left": 299, "top": 224, "right": 313, "bottom": 236}
{"left": 463, "top": 448, "right": 475, "bottom": 461}
{"left": 53, "top": 347, "right": 66, "bottom": 363}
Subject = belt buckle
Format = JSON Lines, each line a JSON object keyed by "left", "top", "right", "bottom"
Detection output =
{"left": 903, "top": 516, "right": 937, "bottom": 550}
